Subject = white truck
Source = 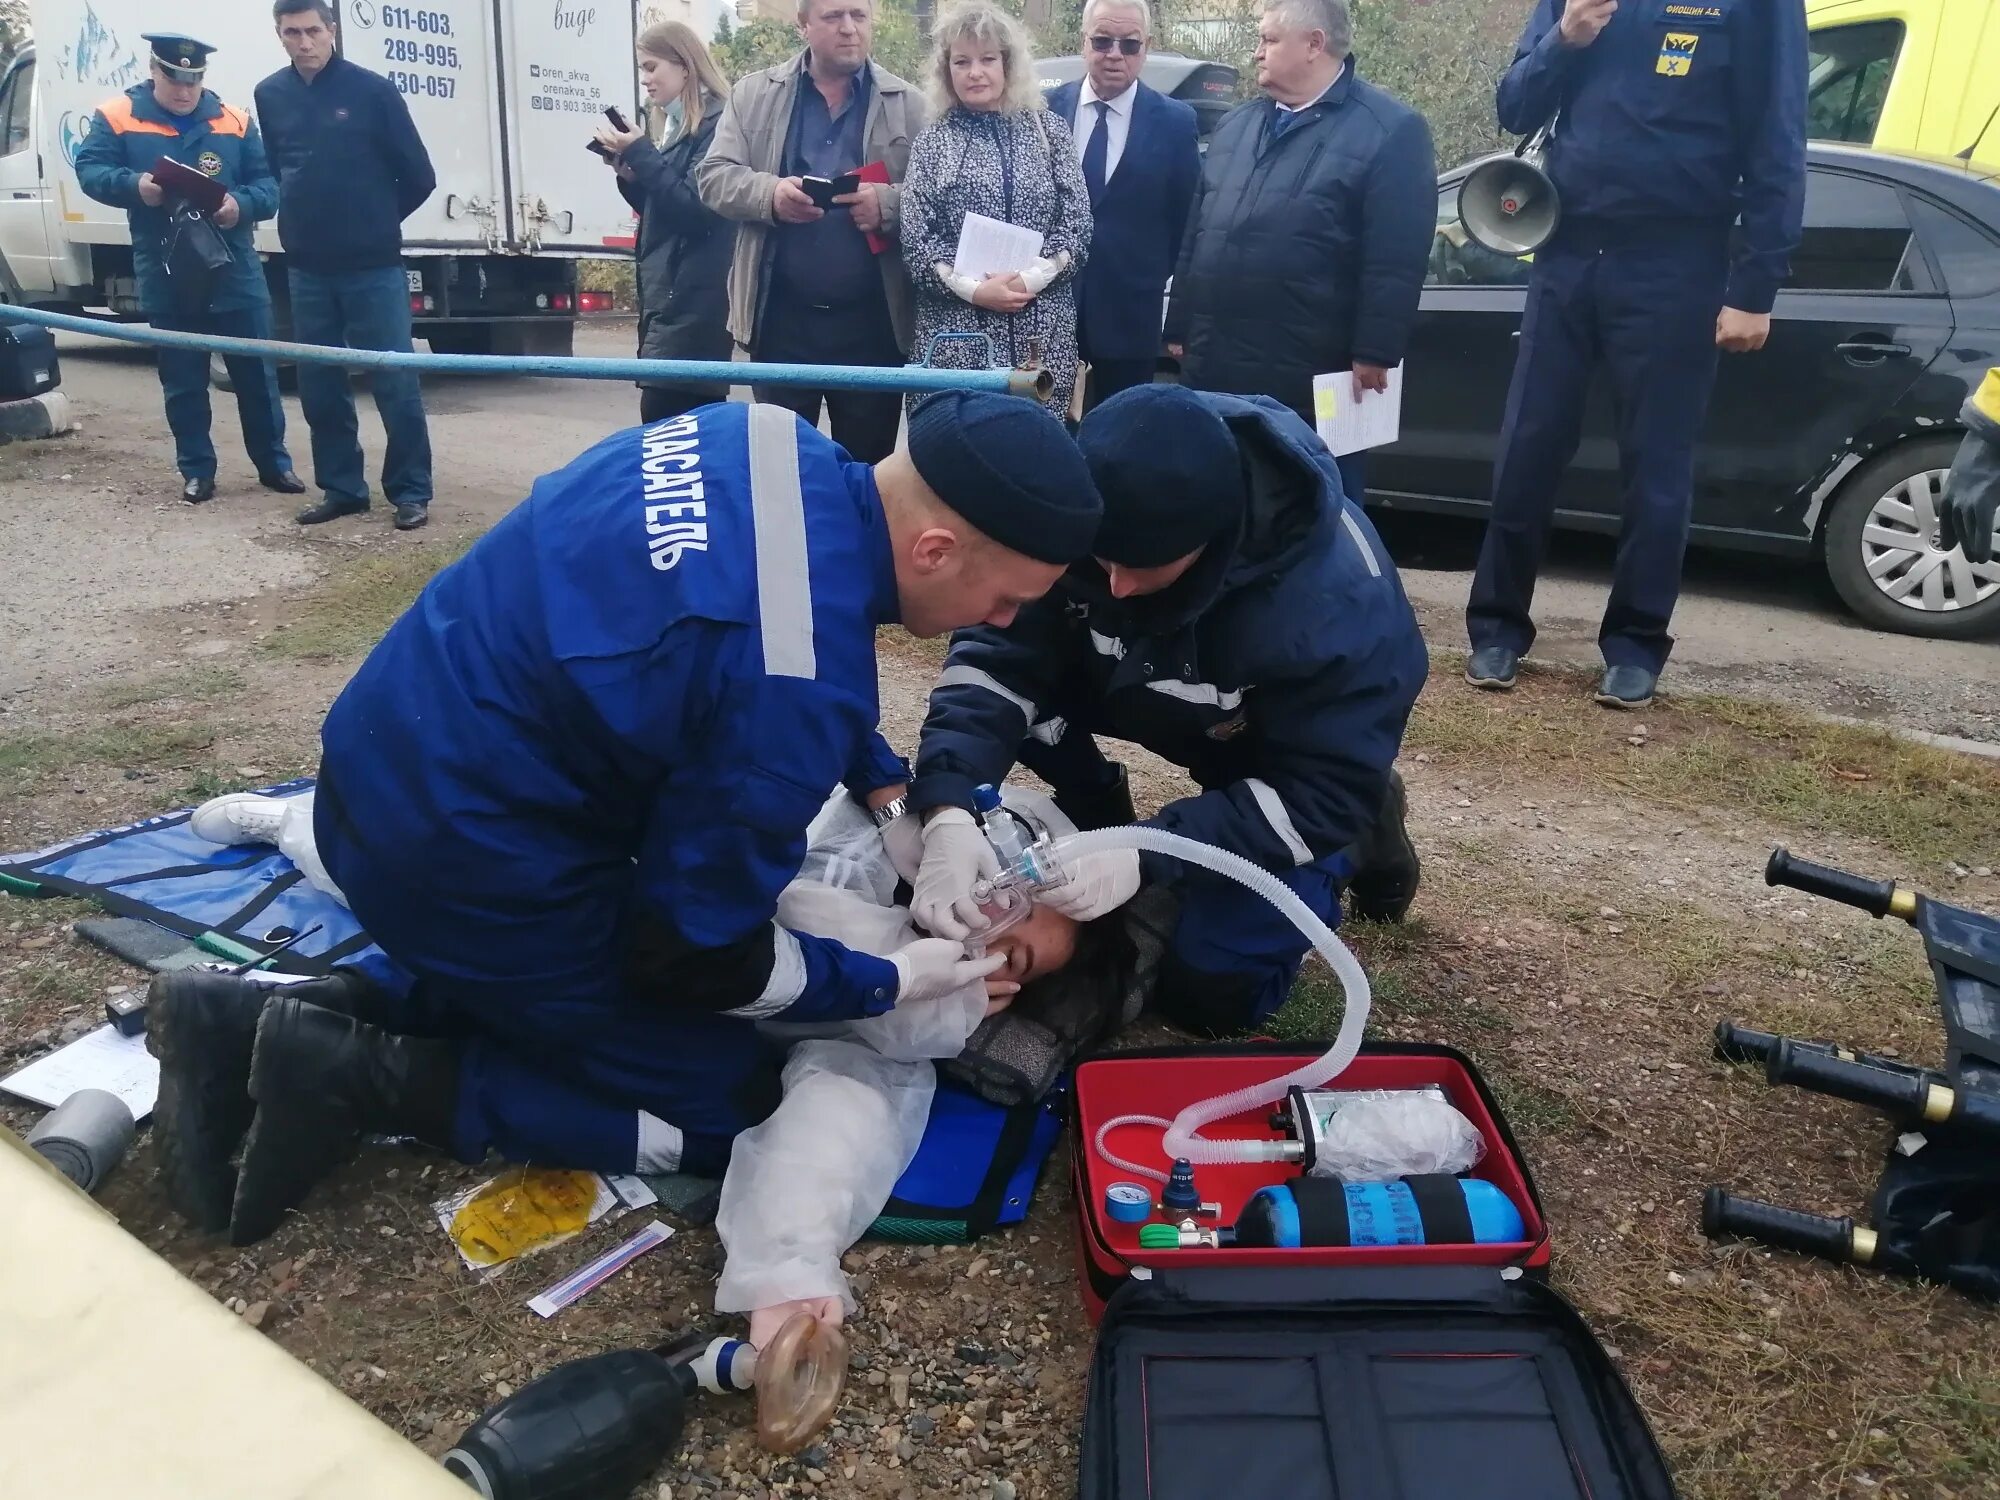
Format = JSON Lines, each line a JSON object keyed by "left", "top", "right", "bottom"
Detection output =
{"left": 0, "top": 0, "right": 646, "bottom": 354}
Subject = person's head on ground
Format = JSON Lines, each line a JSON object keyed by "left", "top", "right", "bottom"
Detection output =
{"left": 1082, "top": 0, "right": 1151, "bottom": 101}
{"left": 984, "top": 899, "right": 1082, "bottom": 985}
{"left": 636, "top": 20, "right": 730, "bottom": 139}
{"left": 1255, "top": 0, "right": 1350, "bottom": 107}
{"left": 145, "top": 35, "right": 211, "bottom": 115}
{"left": 1077, "top": 385, "right": 1246, "bottom": 600}
{"left": 875, "top": 392, "right": 1103, "bottom": 637}
{"left": 798, "top": 0, "right": 875, "bottom": 80}
{"left": 272, "top": 1, "right": 337, "bottom": 79}
{"left": 927, "top": 0, "right": 1041, "bottom": 116}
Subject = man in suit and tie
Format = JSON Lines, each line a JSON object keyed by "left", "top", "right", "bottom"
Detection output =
{"left": 1046, "top": 0, "right": 1200, "bottom": 414}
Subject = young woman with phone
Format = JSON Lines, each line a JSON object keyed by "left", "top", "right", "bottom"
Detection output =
{"left": 592, "top": 22, "right": 735, "bottom": 424}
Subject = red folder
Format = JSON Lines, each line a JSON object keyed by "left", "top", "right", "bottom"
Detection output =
{"left": 856, "top": 160, "right": 891, "bottom": 255}
{"left": 150, "top": 154, "right": 227, "bottom": 214}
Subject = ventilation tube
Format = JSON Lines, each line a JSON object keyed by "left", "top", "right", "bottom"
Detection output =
{"left": 1050, "top": 826, "right": 1373, "bottom": 1186}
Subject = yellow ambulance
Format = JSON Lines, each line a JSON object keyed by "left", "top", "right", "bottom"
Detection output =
{"left": 1807, "top": 0, "right": 2000, "bottom": 169}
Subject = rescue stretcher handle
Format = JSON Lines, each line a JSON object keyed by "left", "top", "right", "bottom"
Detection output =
{"left": 1714, "top": 1020, "right": 1928, "bottom": 1085}
{"left": 1765, "top": 1039, "right": 1932, "bottom": 1114}
{"left": 1701, "top": 1188, "right": 1860, "bottom": 1266}
{"left": 1765, "top": 847, "right": 1915, "bottom": 923}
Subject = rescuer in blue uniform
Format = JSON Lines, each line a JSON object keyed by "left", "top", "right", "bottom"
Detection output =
{"left": 1463, "top": 0, "right": 1807, "bottom": 709}
{"left": 73, "top": 35, "right": 303, "bottom": 505}
{"left": 141, "top": 394, "right": 1103, "bottom": 1246}
{"left": 909, "top": 385, "right": 1428, "bottom": 1036}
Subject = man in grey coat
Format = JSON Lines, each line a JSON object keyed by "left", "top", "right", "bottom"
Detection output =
{"left": 699, "top": 0, "right": 927, "bottom": 462}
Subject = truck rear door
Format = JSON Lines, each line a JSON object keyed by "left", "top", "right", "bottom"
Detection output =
{"left": 336, "top": 1, "right": 506, "bottom": 253}
{"left": 495, "top": 2, "right": 638, "bottom": 253}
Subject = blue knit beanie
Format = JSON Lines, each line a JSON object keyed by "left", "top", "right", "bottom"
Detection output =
{"left": 1078, "top": 386, "right": 1247, "bottom": 568}
{"left": 906, "top": 392, "right": 1103, "bottom": 565}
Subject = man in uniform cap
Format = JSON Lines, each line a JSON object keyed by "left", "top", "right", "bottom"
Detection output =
{"left": 75, "top": 35, "right": 303, "bottom": 503}
{"left": 142, "top": 395, "right": 1103, "bottom": 1246}
{"left": 909, "top": 383, "right": 1428, "bottom": 1037}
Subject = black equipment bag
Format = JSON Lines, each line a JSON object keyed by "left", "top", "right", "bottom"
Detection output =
{"left": 164, "top": 206, "right": 234, "bottom": 314}
{"left": 0, "top": 317, "right": 59, "bottom": 401}
{"left": 1081, "top": 1263, "right": 1677, "bottom": 1500}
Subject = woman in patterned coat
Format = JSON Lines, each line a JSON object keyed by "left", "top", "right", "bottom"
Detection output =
{"left": 902, "top": 0, "right": 1092, "bottom": 419}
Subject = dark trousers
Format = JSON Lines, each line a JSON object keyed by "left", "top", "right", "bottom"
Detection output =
{"left": 1082, "top": 357, "right": 1156, "bottom": 414}
{"left": 640, "top": 384, "right": 718, "bottom": 425}
{"left": 751, "top": 288, "right": 904, "bottom": 463}
{"left": 290, "top": 265, "right": 433, "bottom": 507}
{"left": 153, "top": 304, "right": 290, "bottom": 481}
{"left": 1017, "top": 723, "right": 1348, "bottom": 1035}
{"left": 1466, "top": 223, "right": 1729, "bottom": 674}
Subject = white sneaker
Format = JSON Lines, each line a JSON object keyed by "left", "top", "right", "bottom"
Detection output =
{"left": 189, "top": 793, "right": 292, "bottom": 847}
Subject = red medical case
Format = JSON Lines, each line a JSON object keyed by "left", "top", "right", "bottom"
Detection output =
{"left": 1069, "top": 1042, "right": 1677, "bottom": 1499}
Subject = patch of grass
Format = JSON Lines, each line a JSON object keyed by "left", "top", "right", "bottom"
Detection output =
{"left": 1486, "top": 1069, "right": 1580, "bottom": 1135}
{"left": 1929, "top": 1367, "right": 2000, "bottom": 1482}
{"left": 262, "top": 541, "right": 471, "bottom": 661}
{"left": 92, "top": 665, "right": 245, "bottom": 711}
{"left": 0, "top": 722, "right": 218, "bottom": 784}
{"left": 1270, "top": 964, "right": 1415, "bottom": 1040}
{"left": 1409, "top": 667, "right": 2000, "bottom": 873}
{"left": 19, "top": 968, "right": 97, "bottom": 1007}
{"left": 878, "top": 625, "right": 947, "bottom": 668}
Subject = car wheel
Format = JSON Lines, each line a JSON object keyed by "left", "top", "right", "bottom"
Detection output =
{"left": 1823, "top": 437, "right": 2000, "bottom": 640}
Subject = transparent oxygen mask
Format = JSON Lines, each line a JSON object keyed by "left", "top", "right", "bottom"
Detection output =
{"left": 752, "top": 1313, "right": 850, "bottom": 1454}
{"left": 967, "top": 838, "right": 1069, "bottom": 953}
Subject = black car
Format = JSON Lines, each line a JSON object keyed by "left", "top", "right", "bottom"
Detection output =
{"left": 1369, "top": 143, "right": 2000, "bottom": 640}
{"left": 1033, "top": 52, "right": 1240, "bottom": 141}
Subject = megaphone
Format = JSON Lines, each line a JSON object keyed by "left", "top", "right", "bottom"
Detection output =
{"left": 1459, "top": 138, "right": 1560, "bottom": 257}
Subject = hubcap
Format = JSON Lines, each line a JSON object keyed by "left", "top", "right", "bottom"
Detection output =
{"left": 1860, "top": 469, "right": 2000, "bottom": 614}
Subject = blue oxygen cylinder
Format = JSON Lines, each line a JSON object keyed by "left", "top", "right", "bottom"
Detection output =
{"left": 1234, "top": 1175, "right": 1525, "bottom": 1249}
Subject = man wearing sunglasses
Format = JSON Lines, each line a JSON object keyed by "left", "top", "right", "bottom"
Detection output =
{"left": 1046, "top": 0, "right": 1199, "bottom": 414}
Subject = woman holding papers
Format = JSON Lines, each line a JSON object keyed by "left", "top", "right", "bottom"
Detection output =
{"left": 594, "top": 22, "right": 735, "bottom": 424}
{"left": 902, "top": 1, "right": 1091, "bottom": 419}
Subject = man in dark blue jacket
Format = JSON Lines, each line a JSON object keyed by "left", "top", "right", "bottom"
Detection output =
{"left": 1046, "top": 0, "right": 1199, "bottom": 413}
{"left": 909, "top": 385, "right": 1428, "bottom": 1036}
{"left": 256, "top": 0, "right": 438, "bottom": 531}
{"left": 74, "top": 35, "right": 300, "bottom": 505}
{"left": 1164, "top": 0, "right": 1434, "bottom": 501}
{"left": 1464, "top": 0, "right": 1807, "bottom": 709}
{"left": 144, "top": 394, "right": 1102, "bottom": 1245}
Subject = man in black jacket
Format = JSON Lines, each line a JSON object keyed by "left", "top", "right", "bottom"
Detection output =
{"left": 1164, "top": 0, "right": 1434, "bottom": 501}
{"left": 256, "top": 0, "right": 438, "bottom": 531}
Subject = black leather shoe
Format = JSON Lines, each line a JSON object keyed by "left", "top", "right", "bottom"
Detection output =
{"left": 1465, "top": 646, "right": 1519, "bottom": 690}
{"left": 393, "top": 502, "right": 430, "bottom": 531}
{"left": 1595, "top": 664, "right": 1658, "bottom": 710}
{"left": 295, "top": 494, "right": 370, "bottom": 526}
{"left": 181, "top": 476, "right": 215, "bottom": 504}
{"left": 230, "top": 996, "right": 458, "bottom": 1245}
{"left": 1348, "top": 767, "right": 1421, "bottom": 923}
{"left": 145, "top": 970, "right": 387, "bottom": 1234}
{"left": 258, "top": 468, "right": 307, "bottom": 495}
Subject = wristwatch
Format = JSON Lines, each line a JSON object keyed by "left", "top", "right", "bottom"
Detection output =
{"left": 869, "top": 795, "right": 909, "bottom": 828}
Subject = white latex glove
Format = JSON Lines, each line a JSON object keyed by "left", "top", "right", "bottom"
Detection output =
{"left": 889, "top": 937, "right": 1005, "bottom": 1006}
{"left": 911, "top": 808, "right": 999, "bottom": 940}
{"left": 1037, "top": 847, "right": 1142, "bottom": 922}
{"left": 880, "top": 811, "right": 925, "bottom": 886}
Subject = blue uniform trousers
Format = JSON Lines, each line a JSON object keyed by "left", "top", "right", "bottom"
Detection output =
{"left": 1466, "top": 221, "right": 1730, "bottom": 674}
{"left": 153, "top": 304, "right": 290, "bottom": 481}
{"left": 290, "top": 265, "right": 434, "bottom": 506}
{"left": 1018, "top": 726, "right": 1348, "bottom": 1035}
{"left": 381, "top": 976, "right": 780, "bottom": 1179}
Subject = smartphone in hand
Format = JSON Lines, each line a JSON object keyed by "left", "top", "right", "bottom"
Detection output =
{"left": 605, "top": 105, "right": 633, "bottom": 133}
{"left": 801, "top": 172, "right": 862, "bottom": 209}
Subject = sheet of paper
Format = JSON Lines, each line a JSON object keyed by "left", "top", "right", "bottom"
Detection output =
{"left": 952, "top": 212, "right": 1045, "bottom": 280}
{"left": 0, "top": 1024, "right": 159, "bottom": 1121}
{"left": 1313, "top": 364, "right": 1405, "bottom": 457}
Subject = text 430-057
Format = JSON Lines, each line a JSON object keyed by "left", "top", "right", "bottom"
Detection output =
{"left": 382, "top": 5, "right": 455, "bottom": 34}
{"left": 388, "top": 71, "right": 458, "bottom": 99}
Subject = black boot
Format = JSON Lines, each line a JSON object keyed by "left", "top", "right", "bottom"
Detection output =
{"left": 1053, "top": 763, "right": 1136, "bottom": 832}
{"left": 230, "top": 996, "right": 459, "bottom": 1245}
{"left": 1346, "top": 768, "right": 1421, "bottom": 923}
{"left": 145, "top": 968, "right": 384, "bottom": 1234}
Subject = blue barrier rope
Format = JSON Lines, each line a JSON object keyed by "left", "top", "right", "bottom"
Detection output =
{"left": 0, "top": 303, "right": 1052, "bottom": 400}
